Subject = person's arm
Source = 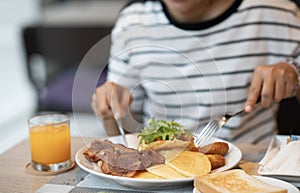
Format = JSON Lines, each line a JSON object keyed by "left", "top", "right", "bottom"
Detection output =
{"left": 93, "top": 4, "right": 146, "bottom": 135}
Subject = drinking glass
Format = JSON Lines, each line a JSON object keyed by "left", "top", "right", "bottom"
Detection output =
{"left": 28, "top": 114, "right": 71, "bottom": 172}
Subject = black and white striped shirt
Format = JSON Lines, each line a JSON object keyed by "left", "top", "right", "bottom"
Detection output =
{"left": 107, "top": 0, "right": 300, "bottom": 146}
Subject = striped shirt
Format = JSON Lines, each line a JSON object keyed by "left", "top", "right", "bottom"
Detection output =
{"left": 107, "top": 0, "right": 300, "bottom": 147}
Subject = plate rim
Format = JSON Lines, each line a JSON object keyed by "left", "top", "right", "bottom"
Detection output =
{"left": 75, "top": 133, "right": 242, "bottom": 187}
{"left": 258, "top": 165, "right": 300, "bottom": 178}
{"left": 254, "top": 176, "right": 299, "bottom": 193}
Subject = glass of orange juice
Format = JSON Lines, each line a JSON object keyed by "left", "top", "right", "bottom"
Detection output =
{"left": 28, "top": 114, "right": 71, "bottom": 172}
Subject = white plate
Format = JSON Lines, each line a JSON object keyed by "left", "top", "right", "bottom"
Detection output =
{"left": 193, "top": 176, "right": 299, "bottom": 193}
{"left": 75, "top": 134, "right": 242, "bottom": 189}
{"left": 258, "top": 135, "right": 300, "bottom": 186}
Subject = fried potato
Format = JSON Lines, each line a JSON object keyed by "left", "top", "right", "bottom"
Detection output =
{"left": 206, "top": 154, "right": 226, "bottom": 170}
{"left": 200, "top": 142, "right": 229, "bottom": 156}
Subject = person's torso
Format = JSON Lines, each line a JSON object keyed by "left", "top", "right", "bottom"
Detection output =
{"left": 108, "top": 0, "right": 300, "bottom": 145}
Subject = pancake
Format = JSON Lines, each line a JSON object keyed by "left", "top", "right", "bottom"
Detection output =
{"left": 133, "top": 171, "right": 165, "bottom": 179}
{"left": 167, "top": 151, "right": 211, "bottom": 177}
{"left": 146, "top": 164, "right": 187, "bottom": 179}
{"left": 159, "top": 149, "right": 184, "bottom": 163}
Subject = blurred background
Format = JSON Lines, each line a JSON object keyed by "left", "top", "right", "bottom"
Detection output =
{"left": 0, "top": 0, "right": 127, "bottom": 154}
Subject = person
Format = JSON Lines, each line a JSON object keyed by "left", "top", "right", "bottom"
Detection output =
{"left": 92, "top": 0, "right": 300, "bottom": 159}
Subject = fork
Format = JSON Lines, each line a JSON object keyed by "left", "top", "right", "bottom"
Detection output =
{"left": 194, "top": 97, "right": 261, "bottom": 147}
{"left": 193, "top": 110, "right": 244, "bottom": 147}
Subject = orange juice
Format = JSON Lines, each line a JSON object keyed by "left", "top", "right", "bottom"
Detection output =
{"left": 29, "top": 123, "right": 70, "bottom": 164}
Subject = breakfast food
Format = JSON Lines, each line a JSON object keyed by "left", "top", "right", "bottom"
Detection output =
{"left": 83, "top": 118, "right": 230, "bottom": 178}
{"left": 206, "top": 154, "right": 226, "bottom": 170}
{"left": 167, "top": 151, "right": 211, "bottom": 177}
{"left": 146, "top": 164, "right": 187, "bottom": 179}
{"left": 133, "top": 170, "right": 165, "bottom": 179}
{"left": 134, "top": 151, "right": 212, "bottom": 179}
{"left": 137, "top": 118, "right": 228, "bottom": 172}
{"left": 83, "top": 140, "right": 165, "bottom": 177}
{"left": 194, "top": 169, "right": 287, "bottom": 193}
{"left": 138, "top": 118, "right": 198, "bottom": 151}
{"left": 200, "top": 142, "right": 229, "bottom": 156}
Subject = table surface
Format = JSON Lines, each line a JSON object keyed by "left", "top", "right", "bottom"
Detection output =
{"left": 0, "top": 136, "right": 264, "bottom": 193}
{"left": 0, "top": 136, "right": 93, "bottom": 193}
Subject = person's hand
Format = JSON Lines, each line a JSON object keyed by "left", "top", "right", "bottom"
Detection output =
{"left": 92, "top": 82, "right": 133, "bottom": 120}
{"left": 245, "top": 62, "right": 298, "bottom": 112}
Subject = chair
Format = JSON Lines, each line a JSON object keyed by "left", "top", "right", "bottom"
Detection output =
{"left": 277, "top": 97, "right": 300, "bottom": 135}
{"left": 22, "top": 25, "right": 112, "bottom": 112}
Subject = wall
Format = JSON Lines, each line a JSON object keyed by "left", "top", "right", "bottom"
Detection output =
{"left": 0, "top": 0, "right": 127, "bottom": 154}
{"left": 0, "top": 0, "right": 39, "bottom": 154}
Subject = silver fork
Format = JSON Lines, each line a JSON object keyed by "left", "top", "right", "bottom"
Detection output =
{"left": 193, "top": 109, "right": 245, "bottom": 147}
{"left": 194, "top": 97, "right": 261, "bottom": 147}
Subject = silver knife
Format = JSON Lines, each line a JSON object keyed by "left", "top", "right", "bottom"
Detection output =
{"left": 115, "top": 118, "right": 128, "bottom": 147}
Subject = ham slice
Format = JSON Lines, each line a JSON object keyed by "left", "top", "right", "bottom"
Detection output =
{"left": 83, "top": 140, "right": 165, "bottom": 177}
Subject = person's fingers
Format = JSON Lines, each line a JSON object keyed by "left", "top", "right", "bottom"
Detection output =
{"left": 98, "top": 94, "right": 114, "bottom": 119}
{"left": 274, "top": 75, "right": 285, "bottom": 102}
{"left": 281, "top": 62, "right": 299, "bottom": 98}
{"left": 260, "top": 76, "right": 274, "bottom": 107}
{"left": 284, "top": 69, "right": 298, "bottom": 98}
{"left": 93, "top": 83, "right": 115, "bottom": 119}
{"left": 110, "top": 88, "right": 122, "bottom": 119}
{"left": 119, "top": 89, "right": 133, "bottom": 115}
{"left": 92, "top": 82, "right": 131, "bottom": 120}
{"left": 245, "top": 70, "right": 263, "bottom": 112}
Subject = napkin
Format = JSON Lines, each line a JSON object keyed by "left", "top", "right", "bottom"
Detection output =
{"left": 259, "top": 137, "right": 300, "bottom": 175}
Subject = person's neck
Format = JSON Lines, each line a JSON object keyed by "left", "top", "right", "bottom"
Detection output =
{"left": 169, "top": 0, "right": 235, "bottom": 23}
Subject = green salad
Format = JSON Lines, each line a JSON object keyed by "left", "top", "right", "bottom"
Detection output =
{"left": 138, "top": 118, "right": 192, "bottom": 145}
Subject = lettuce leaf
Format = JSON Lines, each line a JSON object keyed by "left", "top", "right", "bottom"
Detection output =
{"left": 138, "top": 118, "right": 192, "bottom": 144}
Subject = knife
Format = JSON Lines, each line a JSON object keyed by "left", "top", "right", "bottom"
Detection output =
{"left": 115, "top": 117, "right": 129, "bottom": 147}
